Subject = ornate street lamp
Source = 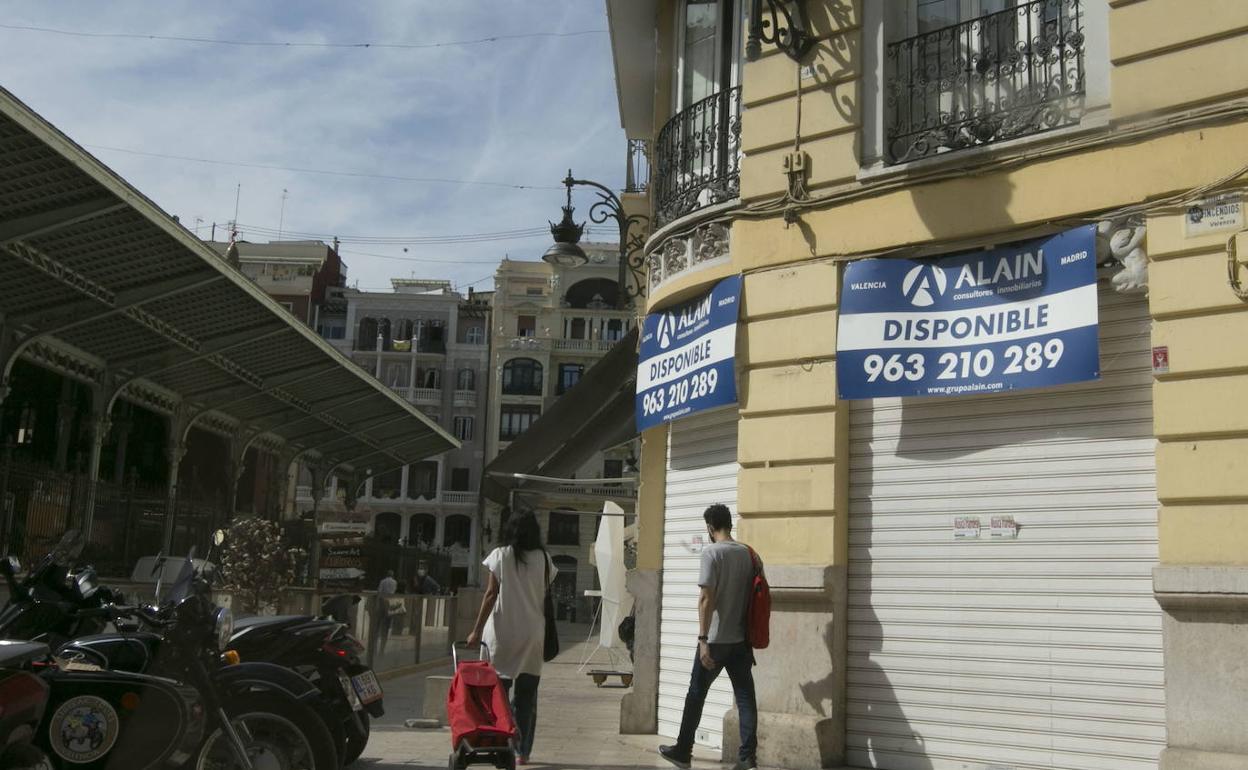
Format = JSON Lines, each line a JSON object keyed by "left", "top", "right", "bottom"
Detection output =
{"left": 542, "top": 170, "right": 649, "bottom": 310}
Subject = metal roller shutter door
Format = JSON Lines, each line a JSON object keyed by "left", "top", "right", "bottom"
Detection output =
{"left": 846, "top": 289, "right": 1164, "bottom": 770}
{"left": 657, "top": 407, "right": 740, "bottom": 749}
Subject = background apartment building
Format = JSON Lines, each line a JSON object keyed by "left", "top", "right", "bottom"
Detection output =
{"left": 208, "top": 238, "right": 345, "bottom": 328}
{"left": 486, "top": 247, "right": 639, "bottom": 620}
{"left": 293, "top": 277, "right": 492, "bottom": 590}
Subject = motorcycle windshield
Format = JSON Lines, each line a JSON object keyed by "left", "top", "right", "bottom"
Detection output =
{"left": 166, "top": 557, "right": 196, "bottom": 605}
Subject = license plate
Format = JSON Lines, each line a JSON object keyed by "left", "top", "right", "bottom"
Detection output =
{"left": 351, "top": 671, "right": 383, "bottom": 705}
{"left": 337, "top": 671, "right": 363, "bottom": 711}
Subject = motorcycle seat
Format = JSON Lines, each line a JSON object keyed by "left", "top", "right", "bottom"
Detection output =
{"left": 0, "top": 640, "right": 48, "bottom": 667}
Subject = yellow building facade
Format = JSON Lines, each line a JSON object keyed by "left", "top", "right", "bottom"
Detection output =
{"left": 609, "top": 1, "right": 1248, "bottom": 768}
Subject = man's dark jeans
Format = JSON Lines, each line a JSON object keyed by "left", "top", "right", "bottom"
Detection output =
{"left": 675, "top": 641, "right": 757, "bottom": 762}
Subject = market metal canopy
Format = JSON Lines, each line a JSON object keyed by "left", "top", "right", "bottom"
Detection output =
{"left": 0, "top": 86, "right": 458, "bottom": 473}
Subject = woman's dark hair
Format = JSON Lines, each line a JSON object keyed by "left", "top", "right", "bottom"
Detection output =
{"left": 502, "top": 509, "right": 544, "bottom": 564}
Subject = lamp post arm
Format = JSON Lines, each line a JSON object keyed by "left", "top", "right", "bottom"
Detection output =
{"left": 562, "top": 171, "right": 651, "bottom": 310}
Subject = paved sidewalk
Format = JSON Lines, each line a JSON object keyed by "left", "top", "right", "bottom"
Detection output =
{"left": 358, "top": 628, "right": 722, "bottom": 770}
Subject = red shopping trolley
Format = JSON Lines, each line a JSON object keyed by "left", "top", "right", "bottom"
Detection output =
{"left": 447, "top": 641, "right": 518, "bottom": 770}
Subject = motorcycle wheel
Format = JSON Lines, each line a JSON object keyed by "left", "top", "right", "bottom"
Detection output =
{"left": 195, "top": 693, "right": 338, "bottom": 770}
{"left": 342, "top": 711, "right": 370, "bottom": 766}
{"left": 0, "top": 743, "right": 54, "bottom": 770}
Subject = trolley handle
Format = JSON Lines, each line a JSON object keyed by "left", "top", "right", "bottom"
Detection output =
{"left": 452, "top": 640, "right": 490, "bottom": 669}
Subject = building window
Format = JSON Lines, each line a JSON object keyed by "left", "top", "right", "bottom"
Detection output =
{"left": 457, "top": 368, "right": 475, "bottom": 391}
{"left": 466, "top": 326, "right": 484, "bottom": 344}
{"left": 444, "top": 514, "right": 472, "bottom": 548}
{"left": 409, "top": 513, "right": 436, "bottom": 547}
{"left": 654, "top": 0, "right": 745, "bottom": 226}
{"left": 502, "top": 358, "right": 543, "bottom": 395}
{"left": 450, "top": 467, "right": 471, "bottom": 491}
{"left": 603, "top": 459, "right": 624, "bottom": 483}
{"left": 420, "top": 368, "right": 441, "bottom": 389}
{"left": 499, "top": 405, "right": 541, "bottom": 440}
{"left": 605, "top": 319, "right": 624, "bottom": 341}
{"left": 517, "top": 315, "right": 537, "bottom": 338}
{"left": 883, "top": 0, "right": 1086, "bottom": 164}
{"left": 408, "top": 461, "right": 438, "bottom": 500}
{"left": 569, "top": 318, "right": 588, "bottom": 340}
{"left": 279, "top": 301, "right": 294, "bottom": 313}
{"left": 547, "top": 510, "right": 580, "bottom": 546}
{"left": 557, "top": 364, "right": 584, "bottom": 395}
{"left": 453, "top": 416, "right": 474, "bottom": 441}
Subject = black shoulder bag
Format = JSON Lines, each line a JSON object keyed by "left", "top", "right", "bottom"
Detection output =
{"left": 543, "top": 554, "right": 559, "bottom": 662}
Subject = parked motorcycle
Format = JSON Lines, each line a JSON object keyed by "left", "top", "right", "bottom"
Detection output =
{"left": 1, "top": 535, "right": 339, "bottom": 769}
{"left": 0, "top": 621, "right": 210, "bottom": 768}
{"left": 229, "top": 612, "right": 380, "bottom": 765}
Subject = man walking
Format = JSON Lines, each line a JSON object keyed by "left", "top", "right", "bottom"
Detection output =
{"left": 659, "top": 504, "right": 759, "bottom": 770}
{"left": 375, "top": 570, "right": 399, "bottom": 657}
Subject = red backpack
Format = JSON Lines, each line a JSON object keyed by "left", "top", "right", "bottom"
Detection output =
{"left": 744, "top": 545, "right": 770, "bottom": 649}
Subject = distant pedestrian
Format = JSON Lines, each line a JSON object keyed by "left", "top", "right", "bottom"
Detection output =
{"left": 466, "top": 510, "right": 556, "bottom": 765}
{"left": 413, "top": 565, "right": 441, "bottom": 595}
{"left": 659, "top": 504, "right": 759, "bottom": 770}
{"left": 376, "top": 570, "right": 400, "bottom": 654}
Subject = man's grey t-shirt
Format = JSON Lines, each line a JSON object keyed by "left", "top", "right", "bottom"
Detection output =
{"left": 698, "top": 541, "right": 754, "bottom": 644}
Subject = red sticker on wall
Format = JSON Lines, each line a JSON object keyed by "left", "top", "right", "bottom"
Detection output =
{"left": 1151, "top": 346, "right": 1170, "bottom": 374}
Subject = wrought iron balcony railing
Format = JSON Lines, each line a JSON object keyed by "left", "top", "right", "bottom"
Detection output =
{"left": 653, "top": 86, "right": 743, "bottom": 226}
{"left": 625, "top": 138, "right": 650, "bottom": 194}
{"left": 885, "top": 0, "right": 1085, "bottom": 164}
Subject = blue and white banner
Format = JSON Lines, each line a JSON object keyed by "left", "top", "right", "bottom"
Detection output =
{"left": 837, "top": 226, "right": 1100, "bottom": 399}
{"left": 636, "top": 275, "right": 741, "bottom": 432}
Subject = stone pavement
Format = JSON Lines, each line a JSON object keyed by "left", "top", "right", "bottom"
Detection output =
{"left": 357, "top": 626, "right": 722, "bottom": 770}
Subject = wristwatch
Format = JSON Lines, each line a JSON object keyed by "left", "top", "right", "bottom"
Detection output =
{"left": 697, "top": 635, "right": 709, "bottom": 642}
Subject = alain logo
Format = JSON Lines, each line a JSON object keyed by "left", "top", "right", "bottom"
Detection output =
{"left": 902, "top": 264, "right": 948, "bottom": 307}
{"left": 656, "top": 312, "right": 677, "bottom": 350}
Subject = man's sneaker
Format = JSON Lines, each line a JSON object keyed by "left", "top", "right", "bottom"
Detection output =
{"left": 658, "top": 745, "right": 691, "bottom": 769}
{"left": 731, "top": 758, "right": 758, "bottom": 770}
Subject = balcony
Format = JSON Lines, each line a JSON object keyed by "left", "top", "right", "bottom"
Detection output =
{"left": 411, "top": 387, "right": 441, "bottom": 406}
{"left": 652, "top": 85, "right": 742, "bottom": 227}
{"left": 554, "top": 484, "right": 637, "bottom": 499}
{"left": 442, "top": 490, "right": 477, "bottom": 506}
{"left": 453, "top": 389, "right": 477, "bottom": 408}
{"left": 552, "top": 338, "right": 617, "bottom": 353}
{"left": 885, "top": 0, "right": 1085, "bottom": 164}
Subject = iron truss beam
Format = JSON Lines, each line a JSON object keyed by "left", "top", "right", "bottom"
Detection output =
{"left": 0, "top": 197, "right": 128, "bottom": 244}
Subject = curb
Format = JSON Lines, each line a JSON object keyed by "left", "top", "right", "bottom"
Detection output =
{"left": 376, "top": 656, "right": 451, "bottom": 682}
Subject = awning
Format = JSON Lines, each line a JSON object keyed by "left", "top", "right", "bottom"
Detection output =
{"left": 0, "top": 86, "right": 459, "bottom": 474}
{"left": 483, "top": 327, "right": 638, "bottom": 505}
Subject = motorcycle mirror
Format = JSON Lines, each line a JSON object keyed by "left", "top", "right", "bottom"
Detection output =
{"left": 74, "top": 568, "right": 98, "bottom": 599}
{"left": 212, "top": 529, "right": 226, "bottom": 547}
{"left": 1, "top": 555, "right": 18, "bottom": 575}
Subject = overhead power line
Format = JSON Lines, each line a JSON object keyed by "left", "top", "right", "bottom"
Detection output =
{"left": 0, "top": 23, "right": 607, "bottom": 51}
{"left": 339, "top": 249, "right": 499, "bottom": 265}
{"left": 87, "top": 144, "right": 561, "bottom": 191}
{"left": 229, "top": 221, "right": 614, "bottom": 246}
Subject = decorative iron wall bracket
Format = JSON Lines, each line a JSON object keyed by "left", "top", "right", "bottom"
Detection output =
{"left": 746, "top": 0, "right": 816, "bottom": 63}
{"left": 563, "top": 172, "right": 651, "bottom": 310}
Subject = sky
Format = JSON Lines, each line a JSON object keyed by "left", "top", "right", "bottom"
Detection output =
{"left": 0, "top": 1, "right": 625, "bottom": 293}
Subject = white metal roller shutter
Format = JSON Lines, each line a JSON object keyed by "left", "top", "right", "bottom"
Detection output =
{"left": 658, "top": 407, "right": 740, "bottom": 749}
{"left": 846, "top": 289, "right": 1164, "bottom": 770}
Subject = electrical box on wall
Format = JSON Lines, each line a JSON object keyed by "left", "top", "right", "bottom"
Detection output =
{"left": 782, "top": 150, "right": 808, "bottom": 175}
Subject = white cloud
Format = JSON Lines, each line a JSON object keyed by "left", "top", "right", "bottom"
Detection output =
{"left": 0, "top": 0, "right": 626, "bottom": 292}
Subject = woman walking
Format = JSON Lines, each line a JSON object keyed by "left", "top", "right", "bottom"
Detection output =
{"left": 466, "top": 510, "right": 556, "bottom": 764}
